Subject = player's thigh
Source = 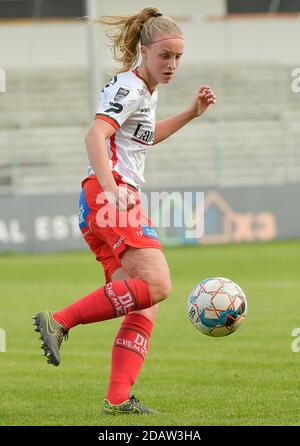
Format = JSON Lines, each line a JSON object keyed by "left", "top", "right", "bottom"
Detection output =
{"left": 120, "top": 247, "right": 172, "bottom": 304}
{"left": 111, "top": 267, "right": 159, "bottom": 322}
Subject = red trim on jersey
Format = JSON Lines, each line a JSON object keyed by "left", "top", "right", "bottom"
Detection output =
{"left": 131, "top": 69, "right": 156, "bottom": 95}
{"left": 95, "top": 114, "right": 120, "bottom": 130}
{"left": 110, "top": 134, "right": 118, "bottom": 169}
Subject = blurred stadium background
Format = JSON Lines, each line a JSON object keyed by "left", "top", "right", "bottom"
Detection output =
{"left": 0, "top": 0, "right": 299, "bottom": 252}
{"left": 1, "top": 1, "right": 300, "bottom": 427}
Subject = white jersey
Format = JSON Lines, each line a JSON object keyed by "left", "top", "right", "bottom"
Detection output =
{"left": 87, "top": 68, "right": 158, "bottom": 189}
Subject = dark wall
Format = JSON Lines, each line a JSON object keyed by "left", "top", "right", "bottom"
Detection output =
{"left": 228, "top": 0, "right": 300, "bottom": 13}
{"left": 0, "top": 0, "right": 85, "bottom": 19}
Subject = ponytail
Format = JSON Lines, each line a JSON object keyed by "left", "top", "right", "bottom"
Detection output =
{"left": 95, "top": 7, "right": 182, "bottom": 73}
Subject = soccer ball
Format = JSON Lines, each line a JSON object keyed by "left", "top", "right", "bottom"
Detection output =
{"left": 188, "top": 277, "right": 247, "bottom": 337}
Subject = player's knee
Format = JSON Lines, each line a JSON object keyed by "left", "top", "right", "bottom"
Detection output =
{"left": 149, "top": 276, "right": 172, "bottom": 304}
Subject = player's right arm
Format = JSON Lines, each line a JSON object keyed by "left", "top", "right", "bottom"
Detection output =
{"left": 85, "top": 119, "right": 135, "bottom": 211}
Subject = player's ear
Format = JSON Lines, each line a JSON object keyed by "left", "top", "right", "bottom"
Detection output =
{"left": 140, "top": 45, "right": 149, "bottom": 60}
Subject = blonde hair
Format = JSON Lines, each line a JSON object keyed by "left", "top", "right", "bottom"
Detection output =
{"left": 95, "top": 7, "right": 183, "bottom": 73}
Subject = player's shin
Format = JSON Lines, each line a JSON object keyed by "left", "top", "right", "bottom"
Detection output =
{"left": 53, "top": 279, "right": 152, "bottom": 329}
{"left": 106, "top": 312, "right": 154, "bottom": 405}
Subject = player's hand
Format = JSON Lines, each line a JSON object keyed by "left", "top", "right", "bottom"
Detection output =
{"left": 114, "top": 185, "right": 136, "bottom": 211}
{"left": 188, "top": 85, "right": 217, "bottom": 118}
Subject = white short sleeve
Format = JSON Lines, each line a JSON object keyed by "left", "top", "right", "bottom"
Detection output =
{"left": 95, "top": 77, "right": 140, "bottom": 129}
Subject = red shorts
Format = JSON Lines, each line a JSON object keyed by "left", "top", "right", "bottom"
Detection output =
{"left": 79, "top": 174, "right": 162, "bottom": 283}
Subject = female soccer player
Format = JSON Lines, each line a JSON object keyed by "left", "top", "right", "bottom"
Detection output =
{"left": 33, "top": 7, "right": 216, "bottom": 415}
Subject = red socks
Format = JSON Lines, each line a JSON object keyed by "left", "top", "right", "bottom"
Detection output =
{"left": 53, "top": 279, "right": 152, "bottom": 329}
{"left": 106, "top": 312, "right": 154, "bottom": 405}
{"left": 53, "top": 279, "right": 154, "bottom": 405}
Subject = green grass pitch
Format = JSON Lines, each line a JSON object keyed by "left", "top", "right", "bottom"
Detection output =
{"left": 0, "top": 240, "right": 300, "bottom": 426}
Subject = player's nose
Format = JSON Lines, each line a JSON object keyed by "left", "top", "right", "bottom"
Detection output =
{"left": 167, "top": 57, "right": 177, "bottom": 71}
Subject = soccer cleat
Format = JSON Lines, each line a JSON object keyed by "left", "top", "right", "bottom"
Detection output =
{"left": 102, "top": 395, "right": 159, "bottom": 415}
{"left": 32, "top": 311, "right": 69, "bottom": 366}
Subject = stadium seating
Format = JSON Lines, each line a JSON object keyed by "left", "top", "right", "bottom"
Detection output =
{"left": 0, "top": 65, "right": 298, "bottom": 192}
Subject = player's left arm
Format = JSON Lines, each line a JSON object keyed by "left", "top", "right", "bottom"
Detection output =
{"left": 152, "top": 85, "right": 216, "bottom": 146}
